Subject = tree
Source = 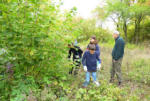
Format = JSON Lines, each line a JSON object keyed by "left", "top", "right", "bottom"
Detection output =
{"left": 130, "top": 1, "right": 150, "bottom": 43}
{"left": 105, "top": 0, "right": 131, "bottom": 42}
{"left": 95, "top": 0, "right": 150, "bottom": 43}
{"left": 93, "top": 7, "right": 106, "bottom": 28}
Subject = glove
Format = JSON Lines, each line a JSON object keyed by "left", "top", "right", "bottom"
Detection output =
{"left": 97, "top": 64, "right": 101, "bottom": 70}
{"left": 75, "top": 55, "right": 79, "bottom": 58}
{"left": 83, "top": 66, "right": 87, "bottom": 72}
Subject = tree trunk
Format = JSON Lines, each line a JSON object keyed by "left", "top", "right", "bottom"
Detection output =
{"left": 123, "top": 20, "right": 128, "bottom": 42}
{"left": 135, "top": 15, "right": 142, "bottom": 44}
{"left": 116, "top": 23, "right": 119, "bottom": 31}
{"left": 133, "top": 14, "right": 142, "bottom": 44}
{"left": 133, "top": 20, "right": 137, "bottom": 43}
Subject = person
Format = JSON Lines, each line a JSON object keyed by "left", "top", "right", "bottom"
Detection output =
{"left": 68, "top": 42, "right": 83, "bottom": 75}
{"left": 87, "top": 36, "right": 100, "bottom": 56}
{"left": 82, "top": 44, "right": 101, "bottom": 87}
{"left": 110, "top": 31, "right": 125, "bottom": 86}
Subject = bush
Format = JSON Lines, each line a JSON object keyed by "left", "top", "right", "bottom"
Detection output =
{"left": 0, "top": 0, "right": 78, "bottom": 100}
{"left": 73, "top": 18, "right": 113, "bottom": 43}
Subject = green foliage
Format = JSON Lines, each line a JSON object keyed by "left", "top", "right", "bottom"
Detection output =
{"left": 0, "top": 0, "right": 78, "bottom": 100}
{"left": 96, "top": 0, "right": 150, "bottom": 43}
{"left": 75, "top": 18, "right": 112, "bottom": 43}
{"left": 57, "top": 79, "right": 140, "bottom": 101}
{"left": 127, "top": 18, "right": 150, "bottom": 43}
{"left": 100, "top": 39, "right": 115, "bottom": 48}
{"left": 128, "top": 59, "right": 150, "bottom": 84}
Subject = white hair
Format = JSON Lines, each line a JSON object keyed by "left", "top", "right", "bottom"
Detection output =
{"left": 113, "top": 31, "right": 120, "bottom": 35}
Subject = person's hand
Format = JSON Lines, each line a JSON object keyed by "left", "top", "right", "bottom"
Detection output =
{"left": 83, "top": 66, "right": 87, "bottom": 72}
{"left": 97, "top": 64, "right": 101, "bottom": 70}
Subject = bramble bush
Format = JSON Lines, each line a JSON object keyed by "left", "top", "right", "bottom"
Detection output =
{"left": 0, "top": 0, "right": 78, "bottom": 100}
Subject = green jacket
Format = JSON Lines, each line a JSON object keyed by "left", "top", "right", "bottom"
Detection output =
{"left": 112, "top": 36, "right": 125, "bottom": 60}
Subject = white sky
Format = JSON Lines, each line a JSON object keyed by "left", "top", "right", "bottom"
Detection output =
{"left": 60, "top": 0, "right": 115, "bottom": 31}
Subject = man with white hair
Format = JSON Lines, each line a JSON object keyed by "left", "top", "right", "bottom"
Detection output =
{"left": 110, "top": 31, "right": 125, "bottom": 86}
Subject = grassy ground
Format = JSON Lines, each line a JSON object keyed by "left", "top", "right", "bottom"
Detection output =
{"left": 100, "top": 44, "right": 150, "bottom": 101}
{"left": 65, "top": 42, "right": 150, "bottom": 101}
{"left": 24, "top": 42, "right": 150, "bottom": 101}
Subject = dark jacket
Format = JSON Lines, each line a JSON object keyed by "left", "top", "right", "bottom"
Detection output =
{"left": 68, "top": 46, "right": 83, "bottom": 61}
{"left": 82, "top": 51, "right": 101, "bottom": 72}
{"left": 112, "top": 36, "right": 125, "bottom": 60}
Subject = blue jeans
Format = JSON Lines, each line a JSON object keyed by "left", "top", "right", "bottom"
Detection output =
{"left": 86, "top": 72, "right": 97, "bottom": 82}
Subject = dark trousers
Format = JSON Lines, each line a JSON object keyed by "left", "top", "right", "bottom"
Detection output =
{"left": 69, "top": 59, "right": 81, "bottom": 75}
{"left": 110, "top": 58, "right": 123, "bottom": 83}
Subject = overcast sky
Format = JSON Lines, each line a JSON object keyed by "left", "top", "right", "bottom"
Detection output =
{"left": 61, "top": 0, "right": 104, "bottom": 18}
{"left": 60, "top": 0, "right": 116, "bottom": 31}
